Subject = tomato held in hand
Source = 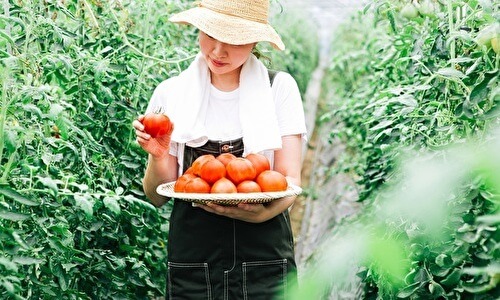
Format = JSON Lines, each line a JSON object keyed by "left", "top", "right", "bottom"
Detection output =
{"left": 142, "top": 113, "right": 173, "bottom": 138}
{"left": 245, "top": 153, "right": 270, "bottom": 177}
{"left": 256, "top": 170, "right": 288, "bottom": 192}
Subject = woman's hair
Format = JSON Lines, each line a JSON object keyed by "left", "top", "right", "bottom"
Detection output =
{"left": 252, "top": 46, "right": 272, "bottom": 67}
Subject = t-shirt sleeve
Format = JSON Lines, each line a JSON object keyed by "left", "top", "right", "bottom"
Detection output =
{"left": 272, "top": 72, "right": 307, "bottom": 140}
{"left": 145, "top": 79, "right": 172, "bottom": 114}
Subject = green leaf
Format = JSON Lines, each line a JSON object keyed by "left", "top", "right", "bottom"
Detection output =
{"left": 0, "top": 211, "right": 30, "bottom": 221}
{"left": 435, "top": 253, "right": 452, "bottom": 267}
{"left": 476, "top": 214, "right": 500, "bottom": 225}
{"left": 429, "top": 281, "right": 445, "bottom": 296}
{"left": 74, "top": 194, "right": 94, "bottom": 217}
{"left": 0, "top": 279, "right": 15, "bottom": 294}
{"left": 397, "top": 281, "right": 423, "bottom": 298}
{"left": 3, "top": 128, "right": 18, "bottom": 152}
{"left": 123, "top": 195, "right": 157, "bottom": 211}
{"left": 462, "top": 282, "right": 497, "bottom": 293}
{"left": 436, "top": 68, "right": 466, "bottom": 79}
{"left": 0, "top": 28, "right": 16, "bottom": 47}
{"left": 58, "top": 272, "right": 69, "bottom": 291}
{"left": 0, "top": 185, "right": 40, "bottom": 206}
{"left": 36, "top": 176, "right": 59, "bottom": 195}
{"left": 12, "top": 256, "right": 45, "bottom": 265}
{"left": 370, "top": 120, "right": 393, "bottom": 131}
{"left": 468, "top": 71, "right": 497, "bottom": 105}
{"left": 0, "top": 257, "right": 18, "bottom": 272}
{"left": 103, "top": 196, "right": 121, "bottom": 215}
{"left": 440, "top": 268, "right": 462, "bottom": 287}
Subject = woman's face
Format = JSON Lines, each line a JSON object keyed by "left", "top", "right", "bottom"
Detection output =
{"left": 199, "top": 31, "right": 255, "bottom": 76}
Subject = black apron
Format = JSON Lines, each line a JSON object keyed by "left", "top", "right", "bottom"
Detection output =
{"left": 166, "top": 139, "right": 297, "bottom": 300}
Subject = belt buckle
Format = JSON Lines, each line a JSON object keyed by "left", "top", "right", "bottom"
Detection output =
{"left": 220, "top": 144, "right": 233, "bottom": 153}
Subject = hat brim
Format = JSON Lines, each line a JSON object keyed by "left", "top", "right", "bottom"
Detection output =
{"left": 169, "top": 7, "right": 285, "bottom": 51}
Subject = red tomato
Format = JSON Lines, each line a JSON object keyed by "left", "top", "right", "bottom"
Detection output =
{"left": 142, "top": 113, "right": 173, "bottom": 138}
{"left": 184, "top": 177, "right": 211, "bottom": 193}
{"left": 256, "top": 170, "right": 288, "bottom": 192}
{"left": 226, "top": 158, "right": 257, "bottom": 185}
{"left": 200, "top": 158, "right": 226, "bottom": 184}
{"left": 191, "top": 154, "right": 216, "bottom": 176}
{"left": 236, "top": 180, "right": 262, "bottom": 193}
{"left": 216, "top": 153, "right": 237, "bottom": 166}
{"left": 184, "top": 166, "right": 195, "bottom": 175}
{"left": 174, "top": 174, "right": 197, "bottom": 192}
{"left": 211, "top": 177, "right": 237, "bottom": 193}
{"left": 245, "top": 153, "right": 270, "bottom": 177}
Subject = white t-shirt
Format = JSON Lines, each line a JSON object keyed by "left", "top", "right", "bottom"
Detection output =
{"left": 148, "top": 71, "right": 307, "bottom": 170}
{"left": 204, "top": 85, "right": 242, "bottom": 140}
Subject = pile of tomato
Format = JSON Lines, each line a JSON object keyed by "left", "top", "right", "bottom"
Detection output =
{"left": 174, "top": 153, "right": 288, "bottom": 194}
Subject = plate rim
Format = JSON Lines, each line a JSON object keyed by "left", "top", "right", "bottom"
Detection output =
{"left": 156, "top": 181, "right": 302, "bottom": 201}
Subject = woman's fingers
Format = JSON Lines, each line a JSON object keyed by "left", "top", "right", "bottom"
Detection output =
{"left": 132, "top": 119, "right": 144, "bottom": 131}
{"left": 133, "top": 117, "right": 152, "bottom": 142}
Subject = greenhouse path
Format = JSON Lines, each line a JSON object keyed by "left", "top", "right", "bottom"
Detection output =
{"left": 282, "top": 0, "right": 365, "bottom": 283}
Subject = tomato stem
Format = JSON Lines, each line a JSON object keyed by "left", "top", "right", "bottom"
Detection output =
{"left": 447, "top": 1, "right": 456, "bottom": 68}
{"left": 0, "top": 68, "right": 8, "bottom": 169}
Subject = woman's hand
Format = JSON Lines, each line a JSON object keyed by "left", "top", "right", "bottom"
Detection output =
{"left": 134, "top": 115, "right": 178, "bottom": 207}
{"left": 194, "top": 196, "right": 295, "bottom": 223}
{"left": 133, "top": 115, "right": 174, "bottom": 159}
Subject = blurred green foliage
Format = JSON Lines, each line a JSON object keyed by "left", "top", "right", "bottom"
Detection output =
{"left": 308, "top": 0, "right": 499, "bottom": 298}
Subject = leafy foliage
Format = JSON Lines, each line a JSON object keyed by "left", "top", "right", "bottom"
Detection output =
{"left": 316, "top": 0, "right": 499, "bottom": 298}
{"left": 0, "top": 0, "right": 317, "bottom": 298}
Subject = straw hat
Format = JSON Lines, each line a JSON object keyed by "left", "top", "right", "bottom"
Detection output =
{"left": 169, "top": 0, "right": 285, "bottom": 50}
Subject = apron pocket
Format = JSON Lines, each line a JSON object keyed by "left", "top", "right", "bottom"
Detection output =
{"left": 242, "top": 259, "right": 288, "bottom": 300}
{"left": 168, "top": 261, "right": 212, "bottom": 300}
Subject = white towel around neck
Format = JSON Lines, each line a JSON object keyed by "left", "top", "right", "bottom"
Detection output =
{"left": 164, "top": 53, "right": 282, "bottom": 155}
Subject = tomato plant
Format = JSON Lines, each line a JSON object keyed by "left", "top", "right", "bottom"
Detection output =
{"left": 313, "top": 1, "right": 500, "bottom": 299}
{"left": 0, "top": 0, "right": 198, "bottom": 297}
{"left": 256, "top": 170, "right": 288, "bottom": 192}
{"left": 0, "top": 0, "right": 317, "bottom": 298}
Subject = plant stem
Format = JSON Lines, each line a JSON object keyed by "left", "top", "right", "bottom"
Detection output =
{"left": 447, "top": 0, "right": 456, "bottom": 67}
{"left": 0, "top": 68, "right": 8, "bottom": 166}
{"left": 82, "top": 0, "right": 99, "bottom": 29}
{"left": 3, "top": 0, "right": 10, "bottom": 54}
{"left": 0, "top": 151, "right": 17, "bottom": 184}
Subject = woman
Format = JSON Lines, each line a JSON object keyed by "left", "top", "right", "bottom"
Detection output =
{"left": 133, "top": 0, "right": 307, "bottom": 298}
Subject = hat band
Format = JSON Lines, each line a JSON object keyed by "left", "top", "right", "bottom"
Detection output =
{"left": 198, "top": 1, "right": 268, "bottom": 24}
